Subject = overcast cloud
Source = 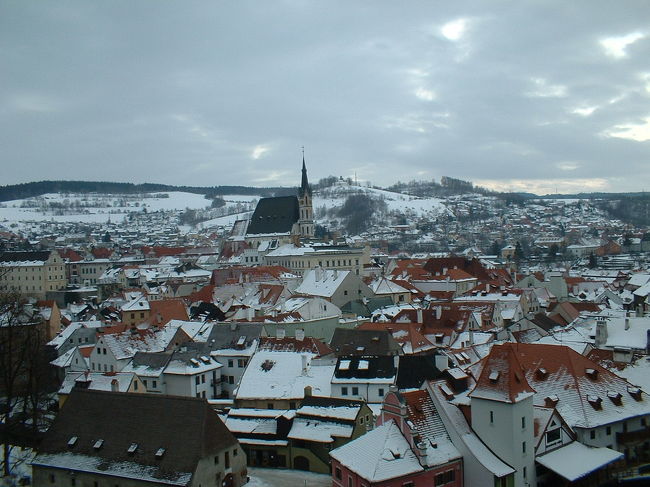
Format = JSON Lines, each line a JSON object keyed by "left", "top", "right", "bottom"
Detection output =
{"left": 1, "top": 1, "right": 650, "bottom": 194}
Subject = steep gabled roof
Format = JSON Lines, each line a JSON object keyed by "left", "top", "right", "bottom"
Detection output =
{"left": 33, "top": 389, "right": 237, "bottom": 485}
{"left": 246, "top": 196, "right": 299, "bottom": 235}
{"left": 469, "top": 343, "right": 536, "bottom": 403}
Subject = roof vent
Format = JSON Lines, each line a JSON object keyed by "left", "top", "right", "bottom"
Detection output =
{"left": 190, "top": 358, "right": 200, "bottom": 367}
{"left": 607, "top": 391, "right": 623, "bottom": 406}
{"left": 67, "top": 436, "right": 78, "bottom": 448}
{"left": 587, "top": 395, "right": 603, "bottom": 410}
{"left": 489, "top": 370, "right": 500, "bottom": 382}
{"left": 544, "top": 395, "right": 559, "bottom": 407}
{"left": 93, "top": 439, "right": 104, "bottom": 450}
{"left": 628, "top": 386, "right": 642, "bottom": 401}
{"left": 585, "top": 368, "right": 599, "bottom": 380}
{"left": 261, "top": 359, "right": 275, "bottom": 371}
{"left": 155, "top": 448, "right": 166, "bottom": 459}
{"left": 536, "top": 368, "right": 548, "bottom": 380}
{"left": 127, "top": 443, "right": 138, "bottom": 454}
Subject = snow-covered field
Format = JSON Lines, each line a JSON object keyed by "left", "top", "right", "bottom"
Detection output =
{"left": 314, "top": 183, "right": 451, "bottom": 218}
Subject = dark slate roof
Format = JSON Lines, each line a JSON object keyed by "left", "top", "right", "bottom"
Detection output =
{"left": 530, "top": 312, "right": 561, "bottom": 332}
{"left": 340, "top": 297, "right": 394, "bottom": 317}
{"left": 206, "top": 322, "right": 265, "bottom": 350}
{"left": 189, "top": 302, "right": 226, "bottom": 321}
{"left": 396, "top": 355, "right": 444, "bottom": 390}
{"left": 334, "top": 356, "right": 397, "bottom": 380}
{"left": 131, "top": 350, "right": 173, "bottom": 369}
{"left": 0, "top": 250, "right": 51, "bottom": 262}
{"left": 33, "top": 389, "right": 237, "bottom": 483}
{"left": 330, "top": 328, "right": 402, "bottom": 357}
{"left": 246, "top": 196, "right": 299, "bottom": 235}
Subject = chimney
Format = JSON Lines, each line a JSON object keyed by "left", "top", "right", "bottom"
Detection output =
{"left": 416, "top": 442, "right": 429, "bottom": 465}
{"left": 304, "top": 385, "right": 312, "bottom": 397}
{"left": 595, "top": 316, "right": 607, "bottom": 348}
{"left": 301, "top": 354, "right": 309, "bottom": 375}
{"left": 416, "top": 308, "right": 423, "bottom": 323}
{"left": 296, "top": 328, "right": 305, "bottom": 341}
{"left": 246, "top": 307, "right": 254, "bottom": 321}
{"left": 625, "top": 313, "right": 630, "bottom": 331}
{"left": 111, "top": 379, "right": 119, "bottom": 392}
{"left": 435, "top": 306, "right": 442, "bottom": 320}
{"left": 435, "top": 354, "right": 449, "bottom": 372}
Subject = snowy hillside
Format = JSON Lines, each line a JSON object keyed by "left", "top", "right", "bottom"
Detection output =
{"left": 314, "top": 182, "right": 452, "bottom": 223}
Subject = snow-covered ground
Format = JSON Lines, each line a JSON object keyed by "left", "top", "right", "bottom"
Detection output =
{"left": 314, "top": 183, "right": 451, "bottom": 219}
{"left": 246, "top": 467, "right": 331, "bottom": 487}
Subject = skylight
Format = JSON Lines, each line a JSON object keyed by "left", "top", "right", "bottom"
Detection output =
{"left": 127, "top": 443, "right": 138, "bottom": 454}
{"left": 93, "top": 439, "right": 104, "bottom": 450}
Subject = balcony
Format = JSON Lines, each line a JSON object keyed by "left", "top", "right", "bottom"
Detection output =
{"left": 617, "top": 426, "right": 650, "bottom": 444}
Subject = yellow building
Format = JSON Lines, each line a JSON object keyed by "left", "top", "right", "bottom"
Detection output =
{"left": 0, "top": 250, "right": 67, "bottom": 299}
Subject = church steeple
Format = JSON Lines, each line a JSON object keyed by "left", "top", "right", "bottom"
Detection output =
{"left": 297, "top": 149, "right": 314, "bottom": 239}
{"left": 299, "top": 150, "right": 311, "bottom": 197}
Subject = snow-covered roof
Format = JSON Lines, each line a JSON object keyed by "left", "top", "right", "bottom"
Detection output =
{"left": 235, "top": 350, "right": 333, "bottom": 400}
{"left": 295, "top": 268, "right": 350, "bottom": 298}
{"left": 288, "top": 417, "right": 353, "bottom": 443}
{"left": 536, "top": 442, "right": 623, "bottom": 481}
{"left": 329, "top": 420, "right": 424, "bottom": 482}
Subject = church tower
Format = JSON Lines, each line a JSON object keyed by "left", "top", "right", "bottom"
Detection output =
{"left": 298, "top": 154, "right": 315, "bottom": 238}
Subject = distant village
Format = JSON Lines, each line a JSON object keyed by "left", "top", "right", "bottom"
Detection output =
{"left": 2, "top": 162, "right": 650, "bottom": 487}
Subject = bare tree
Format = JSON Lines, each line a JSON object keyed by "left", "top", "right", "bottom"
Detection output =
{"left": 0, "top": 291, "right": 54, "bottom": 477}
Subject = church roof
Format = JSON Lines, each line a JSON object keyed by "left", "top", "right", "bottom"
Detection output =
{"left": 246, "top": 196, "right": 299, "bottom": 236}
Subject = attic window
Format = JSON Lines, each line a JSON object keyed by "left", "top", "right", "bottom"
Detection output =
{"left": 93, "top": 439, "right": 104, "bottom": 450}
{"left": 489, "top": 371, "right": 500, "bottom": 382}
{"left": 127, "top": 443, "right": 138, "bottom": 454}
{"left": 236, "top": 336, "right": 246, "bottom": 347}
{"left": 67, "top": 436, "right": 78, "bottom": 448}
{"left": 190, "top": 358, "right": 200, "bottom": 367}
{"left": 358, "top": 360, "right": 369, "bottom": 370}
{"left": 261, "top": 359, "right": 275, "bottom": 372}
{"left": 544, "top": 395, "right": 559, "bottom": 407}
{"left": 585, "top": 368, "right": 599, "bottom": 380}
{"left": 536, "top": 368, "right": 548, "bottom": 380}
{"left": 356, "top": 346, "right": 365, "bottom": 352}
{"left": 339, "top": 360, "right": 351, "bottom": 371}
{"left": 155, "top": 448, "right": 166, "bottom": 459}
{"left": 607, "top": 391, "right": 623, "bottom": 406}
{"left": 587, "top": 395, "right": 603, "bottom": 410}
{"left": 200, "top": 356, "right": 211, "bottom": 364}
{"left": 371, "top": 336, "right": 380, "bottom": 342}
{"left": 435, "top": 333, "right": 444, "bottom": 344}
{"left": 628, "top": 386, "right": 642, "bottom": 401}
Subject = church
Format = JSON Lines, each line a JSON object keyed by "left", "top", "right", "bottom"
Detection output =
{"left": 242, "top": 156, "right": 314, "bottom": 249}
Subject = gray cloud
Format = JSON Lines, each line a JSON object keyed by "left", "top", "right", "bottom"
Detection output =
{"left": 1, "top": 0, "right": 650, "bottom": 194}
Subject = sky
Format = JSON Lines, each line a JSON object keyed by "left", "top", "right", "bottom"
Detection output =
{"left": 1, "top": 1, "right": 650, "bottom": 195}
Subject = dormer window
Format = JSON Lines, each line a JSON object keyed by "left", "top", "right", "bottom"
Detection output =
{"left": 587, "top": 395, "right": 602, "bottom": 410}
{"left": 628, "top": 386, "right": 642, "bottom": 401}
{"left": 489, "top": 371, "right": 500, "bottom": 382}
{"left": 585, "top": 368, "right": 599, "bottom": 380}
{"left": 544, "top": 395, "right": 559, "bottom": 407}
{"left": 607, "top": 391, "right": 623, "bottom": 406}
{"left": 536, "top": 368, "right": 548, "bottom": 380}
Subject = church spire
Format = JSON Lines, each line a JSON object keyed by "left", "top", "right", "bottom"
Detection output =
{"left": 299, "top": 147, "right": 311, "bottom": 197}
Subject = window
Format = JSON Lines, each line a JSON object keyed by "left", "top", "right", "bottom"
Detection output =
{"left": 49, "top": 474, "right": 55, "bottom": 483}
{"left": 590, "top": 430, "right": 596, "bottom": 440}
{"left": 267, "top": 403, "right": 274, "bottom": 409}
{"left": 228, "top": 359, "right": 234, "bottom": 368}
{"left": 606, "top": 426, "right": 612, "bottom": 435}
{"left": 342, "top": 387, "right": 348, "bottom": 396}
{"left": 352, "top": 387, "right": 359, "bottom": 395}
{"left": 490, "top": 410, "right": 494, "bottom": 424}
{"left": 434, "top": 470, "right": 455, "bottom": 485}
{"left": 335, "top": 467, "right": 342, "bottom": 480}
{"left": 521, "top": 416, "right": 526, "bottom": 429}
{"left": 290, "top": 402, "right": 296, "bottom": 409}
{"left": 228, "top": 376, "right": 234, "bottom": 384}
{"left": 214, "top": 454, "right": 219, "bottom": 464}
{"left": 522, "top": 441, "right": 526, "bottom": 454}
{"left": 134, "top": 381, "right": 138, "bottom": 391}
{"left": 233, "top": 448, "right": 238, "bottom": 457}
{"left": 348, "top": 477, "right": 353, "bottom": 487}
{"left": 195, "top": 376, "right": 200, "bottom": 385}
{"left": 225, "top": 451, "right": 230, "bottom": 469}
{"left": 201, "top": 374, "right": 206, "bottom": 384}
{"left": 546, "top": 428, "right": 561, "bottom": 444}
{"left": 152, "top": 380, "right": 157, "bottom": 388}
{"left": 378, "top": 388, "right": 385, "bottom": 397}
{"left": 238, "top": 359, "right": 245, "bottom": 368}
{"left": 523, "top": 466, "right": 527, "bottom": 479}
